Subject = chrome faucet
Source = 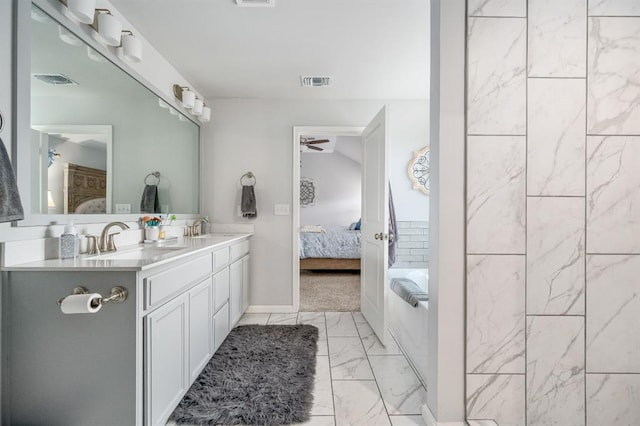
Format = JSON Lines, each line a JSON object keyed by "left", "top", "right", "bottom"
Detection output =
{"left": 99, "top": 222, "right": 130, "bottom": 253}
{"left": 189, "top": 218, "right": 209, "bottom": 236}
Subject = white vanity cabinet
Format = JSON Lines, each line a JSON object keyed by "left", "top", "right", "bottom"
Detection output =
{"left": 1, "top": 235, "right": 251, "bottom": 426}
{"left": 145, "top": 292, "right": 189, "bottom": 426}
{"left": 142, "top": 239, "right": 250, "bottom": 426}
{"left": 229, "top": 239, "right": 251, "bottom": 327}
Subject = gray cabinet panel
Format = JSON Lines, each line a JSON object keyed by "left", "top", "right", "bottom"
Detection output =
{"left": 146, "top": 293, "right": 189, "bottom": 426}
{"left": 189, "top": 277, "right": 213, "bottom": 381}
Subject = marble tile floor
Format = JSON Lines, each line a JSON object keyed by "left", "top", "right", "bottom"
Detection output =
{"left": 236, "top": 311, "right": 428, "bottom": 426}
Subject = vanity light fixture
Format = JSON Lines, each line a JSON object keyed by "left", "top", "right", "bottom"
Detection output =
{"left": 173, "top": 84, "right": 196, "bottom": 109}
{"left": 200, "top": 105, "right": 211, "bottom": 122}
{"left": 121, "top": 30, "right": 142, "bottom": 62}
{"left": 92, "top": 9, "right": 122, "bottom": 47}
{"left": 60, "top": 0, "right": 96, "bottom": 24}
{"left": 192, "top": 98, "right": 204, "bottom": 116}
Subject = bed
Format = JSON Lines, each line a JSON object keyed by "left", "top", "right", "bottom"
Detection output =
{"left": 299, "top": 226, "right": 361, "bottom": 270}
{"left": 63, "top": 163, "right": 107, "bottom": 214}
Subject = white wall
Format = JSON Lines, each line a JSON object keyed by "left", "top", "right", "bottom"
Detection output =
{"left": 205, "top": 98, "right": 429, "bottom": 307}
{"left": 300, "top": 148, "right": 361, "bottom": 227}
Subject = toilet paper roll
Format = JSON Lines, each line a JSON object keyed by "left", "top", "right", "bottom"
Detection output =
{"left": 60, "top": 293, "right": 103, "bottom": 314}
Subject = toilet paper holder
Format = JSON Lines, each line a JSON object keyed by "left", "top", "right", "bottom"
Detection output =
{"left": 57, "top": 286, "right": 128, "bottom": 307}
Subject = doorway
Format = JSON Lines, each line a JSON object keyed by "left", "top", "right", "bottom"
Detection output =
{"left": 292, "top": 126, "right": 364, "bottom": 313}
{"left": 292, "top": 107, "right": 390, "bottom": 345}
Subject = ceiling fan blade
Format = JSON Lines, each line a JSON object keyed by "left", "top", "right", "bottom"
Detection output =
{"left": 304, "top": 139, "right": 330, "bottom": 144}
{"left": 307, "top": 145, "right": 324, "bottom": 151}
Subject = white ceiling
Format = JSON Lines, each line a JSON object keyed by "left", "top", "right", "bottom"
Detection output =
{"left": 108, "top": 0, "right": 430, "bottom": 100}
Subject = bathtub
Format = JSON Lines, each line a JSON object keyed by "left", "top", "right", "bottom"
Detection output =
{"left": 388, "top": 268, "right": 429, "bottom": 384}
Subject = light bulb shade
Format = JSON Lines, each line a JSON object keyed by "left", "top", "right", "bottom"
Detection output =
{"left": 158, "top": 98, "right": 170, "bottom": 109}
{"left": 66, "top": 0, "right": 96, "bottom": 24}
{"left": 192, "top": 98, "right": 204, "bottom": 116}
{"left": 169, "top": 107, "right": 179, "bottom": 116}
{"left": 122, "top": 33, "right": 142, "bottom": 62}
{"left": 181, "top": 89, "right": 196, "bottom": 109}
{"left": 97, "top": 12, "right": 122, "bottom": 47}
{"left": 200, "top": 106, "right": 211, "bottom": 122}
{"left": 58, "top": 25, "right": 83, "bottom": 46}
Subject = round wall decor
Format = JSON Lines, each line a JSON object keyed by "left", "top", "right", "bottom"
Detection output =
{"left": 407, "top": 146, "right": 429, "bottom": 195}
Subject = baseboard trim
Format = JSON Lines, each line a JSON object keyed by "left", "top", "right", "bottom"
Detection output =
{"left": 421, "top": 404, "right": 468, "bottom": 426}
{"left": 245, "top": 305, "right": 297, "bottom": 314}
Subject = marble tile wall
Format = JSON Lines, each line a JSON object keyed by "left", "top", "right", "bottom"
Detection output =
{"left": 466, "top": 1, "right": 640, "bottom": 424}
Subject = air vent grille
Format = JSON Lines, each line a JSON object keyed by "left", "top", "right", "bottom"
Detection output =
{"left": 235, "top": 0, "right": 275, "bottom": 7}
{"left": 32, "top": 73, "right": 78, "bottom": 86}
{"left": 300, "top": 76, "right": 333, "bottom": 88}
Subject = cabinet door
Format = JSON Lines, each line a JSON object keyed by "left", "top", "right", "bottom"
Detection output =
{"left": 242, "top": 255, "right": 250, "bottom": 312}
{"left": 213, "top": 267, "right": 229, "bottom": 313}
{"left": 229, "top": 260, "right": 243, "bottom": 327}
{"left": 189, "top": 278, "right": 213, "bottom": 381}
{"left": 145, "top": 293, "right": 188, "bottom": 426}
{"left": 212, "top": 302, "right": 230, "bottom": 352}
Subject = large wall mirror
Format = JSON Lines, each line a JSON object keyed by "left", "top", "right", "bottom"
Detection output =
{"left": 18, "top": 2, "right": 200, "bottom": 225}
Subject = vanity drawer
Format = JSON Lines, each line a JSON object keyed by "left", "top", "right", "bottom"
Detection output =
{"left": 213, "top": 247, "right": 230, "bottom": 272}
{"left": 145, "top": 254, "right": 213, "bottom": 309}
{"left": 213, "top": 267, "right": 230, "bottom": 313}
{"left": 230, "top": 239, "right": 250, "bottom": 262}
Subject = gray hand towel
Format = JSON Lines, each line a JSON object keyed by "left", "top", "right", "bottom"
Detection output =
{"left": 241, "top": 185, "right": 257, "bottom": 218}
{"left": 0, "top": 137, "right": 24, "bottom": 223}
{"left": 140, "top": 184, "right": 160, "bottom": 213}
{"left": 388, "top": 182, "right": 398, "bottom": 268}
{"left": 390, "top": 278, "right": 428, "bottom": 307}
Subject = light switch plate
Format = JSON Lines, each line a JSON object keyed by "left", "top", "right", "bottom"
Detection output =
{"left": 115, "top": 203, "right": 131, "bottom": 214}
{"left": 274, "top": 203, "right": 290, "bottom": 216}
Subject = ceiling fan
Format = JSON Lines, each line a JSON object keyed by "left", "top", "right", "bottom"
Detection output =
{"left": 300, "top": 137, "right": 330, "bottom": 151}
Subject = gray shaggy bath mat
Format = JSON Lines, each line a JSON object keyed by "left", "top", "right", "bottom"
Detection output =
{"left": 170, "top": 324, "right": 319, "bottom": 425}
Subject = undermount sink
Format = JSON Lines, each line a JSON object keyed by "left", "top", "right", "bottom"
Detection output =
{"left": 191, "top": 234, "right": 236, "bottom": 240}
{"left": 87, "top": 246, "right": 186, "bottom": 261}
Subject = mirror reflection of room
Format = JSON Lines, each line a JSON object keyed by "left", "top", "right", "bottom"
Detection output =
{"left": 29, "top": 4, "right": 200, "bottom": 216}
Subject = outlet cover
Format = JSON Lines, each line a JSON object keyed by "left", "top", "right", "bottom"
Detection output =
{"left": 115, "top": 203, "right": 131, "bottom": 214}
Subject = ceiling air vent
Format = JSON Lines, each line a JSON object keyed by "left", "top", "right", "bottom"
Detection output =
{"left": 300, "top": 76, "right": 333, "bottom": 88}
{"left": 235, "top": 0, "right": 275, "bottom": 7}
{"left": 32, "top": 73, "right": 78, "bottom": 85}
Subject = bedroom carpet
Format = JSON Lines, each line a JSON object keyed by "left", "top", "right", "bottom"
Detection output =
{"left": 169, "top": 324, "right": 319, "bottom": 425}
{"left": 300, "top": 270, "right": 361, "bottom": 312}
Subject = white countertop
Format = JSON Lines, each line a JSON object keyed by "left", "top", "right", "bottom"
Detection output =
{"left": 2, "top": 234, "right": 252, "bottom": 272}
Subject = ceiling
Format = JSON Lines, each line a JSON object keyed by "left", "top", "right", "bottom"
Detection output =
{"left": 108, "top": 0, "right": 430, "bottom": 100}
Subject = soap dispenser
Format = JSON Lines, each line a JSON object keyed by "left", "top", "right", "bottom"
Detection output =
{"left": 60, "top": 221, "right": 79, "bottom": 259}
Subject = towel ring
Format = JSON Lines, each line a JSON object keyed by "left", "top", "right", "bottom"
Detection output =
{"left": 240, "top": 172, "right": 256, "bottom": 186}
{"left": 145, "top": 171, "right": 160, "bottom": 185}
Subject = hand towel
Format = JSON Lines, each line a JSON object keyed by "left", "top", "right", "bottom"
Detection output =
{"left": 0, "top": 137, "right": 24, "bottom": 222}
{"left": 241, "top": 185, "right": 257, "bottom": 218}
{"left": 390, "top": 278, "right": 428, "bottom": 307}
{"left": 140, "top": 184, "right": 160, "bottom": 213}
{"left": 388, "top": 182, "right": 398, "bottom": 268}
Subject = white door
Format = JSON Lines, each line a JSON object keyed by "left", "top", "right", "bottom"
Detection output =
{"left": 360, "top": 106, "right": 389, "bottom": 345}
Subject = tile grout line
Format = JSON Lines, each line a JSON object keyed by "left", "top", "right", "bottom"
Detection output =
{"left": 322, "top": 312, "right": 337, "bottom": 424}
{"left": 352, "top": 312, "right": 394, "bottom": 423}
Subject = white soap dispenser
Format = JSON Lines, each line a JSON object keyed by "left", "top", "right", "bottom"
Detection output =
{"left": 60, "top": 221, "right": 79, "bottom": 259}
